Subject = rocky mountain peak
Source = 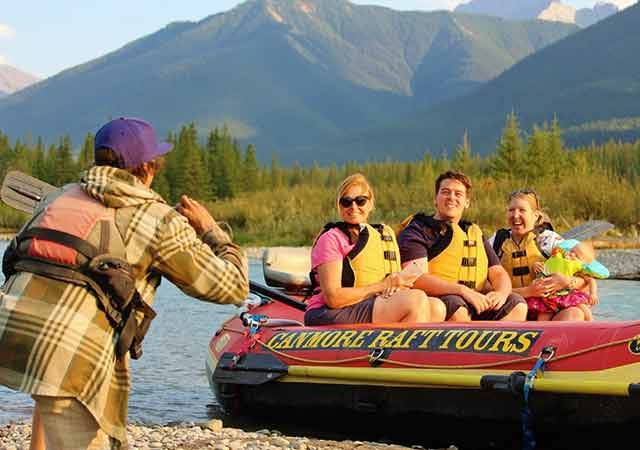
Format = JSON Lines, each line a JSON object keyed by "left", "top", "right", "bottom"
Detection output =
{"left": 0, "top": 64, "right": 39, "bottom": 96}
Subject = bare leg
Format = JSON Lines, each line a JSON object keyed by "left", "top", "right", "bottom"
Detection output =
{"left": 577, "top": 304, "right": 593, "bottom": 321}
{"left": 536, "top": 312, "right": 554, "bottom": 321}
{"left": 501, "top": 302, "right": 528, "bottom": 321}
{"left": 372, "top": 289, "right": 431, "bottom": 323}
{"left": 448, "top": 307, "right": 472, "bottom": 322}
{"left": 29, "top": 404, "right": 45, "bottom": 450}
{"left": 552, "top": 306, "right": 586, "bottom": 321}
{"left": 429, "top": 297, "right": 447, "bottom": 322}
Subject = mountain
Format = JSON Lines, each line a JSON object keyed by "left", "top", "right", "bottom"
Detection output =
{"left": 456, "top": 0, "right": 555, "bottom": 20}
{"left": 0, "top": 64, "right": 39, "bottom": 96}
{"left": 328, "top": 3, "right": 640, "bottom": 161}
{"left": 0, "top": 0, "right": 575, "bottom": 163}
{"left": 576, "top": 2, "right": 620, "bottom": 27}
{"left": 455, "top": 0, "right": 619, "bottom": 27}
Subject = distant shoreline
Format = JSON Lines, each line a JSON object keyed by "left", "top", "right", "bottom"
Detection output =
{"left": 1, "top": 238, "right": 637, "bottom": 280}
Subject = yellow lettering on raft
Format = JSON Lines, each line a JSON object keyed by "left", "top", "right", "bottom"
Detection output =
{"left": 472, "top": 330, "right": 500, "bottom": 351}
{"left": 276, "top": 332, "right": 298, "bottom": 349}
{"left": 368, "top": 330, "right": 395, "bottom": 348}
{"left": 319, "top": 331, "right": 342, "bottom": 348}
{"left": 333, "top": 330, "right": 357, "bottom": 348}
{"left": 292, "top": 332, "right": 313, "bottom": 348}
{"left": 455, "top": 330, "right": 479, "bottom": 350}
{"left": 267, "top": 331, "right": 287, "bottom": 349}
{"left": 440, "top": 330, "right": 464, "bottom": 349}
{"left": 398, "top": 329, "right": 429, "bottom": 349}
{"left": 350, "top": 330, "right": 374, "bottom": 348}
{"left": 302, "top": 331, "right": 326, "bottom": 349}
{"left": 489, "top": 331, "right": 518, "bottom": 352}
{"left": 511, "top": 331, "right": 540, "bottom": 353}
{"left": 417, "top": 329, "right": 444, "bottom": 348}
{"left": 386, "top": 330, "right": 410, "bottom": 348}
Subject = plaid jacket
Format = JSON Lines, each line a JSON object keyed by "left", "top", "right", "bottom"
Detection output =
{"left": 0, "top": 166, "right": 249, "bottom": 445}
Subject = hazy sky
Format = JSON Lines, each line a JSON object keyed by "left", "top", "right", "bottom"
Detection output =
{"left": 0, "top": 0, "right": 635, "bottom": 78}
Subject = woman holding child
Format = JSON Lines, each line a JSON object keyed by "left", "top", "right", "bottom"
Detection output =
{"left": 304, "top": 173, "right": 446, "bottom": 326}
{"left": 489, "top": 189, "right": 605, "bottom": 321}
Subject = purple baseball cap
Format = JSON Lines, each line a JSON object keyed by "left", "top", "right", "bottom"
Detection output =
{"left": 94, "top": 117, "right": 173, "bottom": 168}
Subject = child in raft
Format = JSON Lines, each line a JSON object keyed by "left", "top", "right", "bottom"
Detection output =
{"left": 529, "top": 239, "right": 609, "bottom": 321}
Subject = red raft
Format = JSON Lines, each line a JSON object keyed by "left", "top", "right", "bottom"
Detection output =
{"left": 206, "top": 248, "right": 640, "bottom": 427}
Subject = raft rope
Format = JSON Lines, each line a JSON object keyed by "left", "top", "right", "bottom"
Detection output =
{"left": 521, "top": 346, "right": 554, "bottom": 450}
{"left": 221, "top": 325, "right": 636, "bottom": 370}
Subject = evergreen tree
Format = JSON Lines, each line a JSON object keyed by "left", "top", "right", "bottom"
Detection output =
{"left": 32, "top": 137, "right": 47, "bottom": 180}
{"left": 546, "top": 116, "right": 567, "bottom": 179}
{"left": 491, "top": 112, "right": 524, "bottom": 179}
{"left": 524, "top": 124, "right": 548, "bottom": 181}
{"left": 175, "top": 123, "right": 209, "bottom": 200}
{"left": 243, "top": 144, "right": 259, "bottom": 192}
{"left": 452, "top": 131, "right": 473, "bottom": 174}
{"left": 270, "top": 152, "right": 283, "bottom": 190}
{"left": 53, "top": 135, "right": 76, "bottom": 185}
{"left": 77, "top": 133, "right": 94, "bottom": 172}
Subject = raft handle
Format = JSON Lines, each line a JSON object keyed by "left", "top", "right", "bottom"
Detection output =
{"left": 480, "top": 372, "right": 526, "bottom": 395}
{"left": 629, "top": 383, "right": 640, "bottom": 397}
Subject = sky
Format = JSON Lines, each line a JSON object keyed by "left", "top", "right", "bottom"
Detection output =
{"left": 0, "top": 0, "right": 635, "bottom": 79}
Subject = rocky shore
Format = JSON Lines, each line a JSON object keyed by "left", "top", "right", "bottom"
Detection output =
{"left": 0, "top": 420, "right": 454, "bottom": 450}
{"left": 597, "top": 248, "right": 640, "bottom": 279}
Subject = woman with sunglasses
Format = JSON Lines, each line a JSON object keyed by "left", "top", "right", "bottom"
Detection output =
{"left": 489, "top": 190, "right": 593, "bottom": 321}
{"left": 304, "top": 173, "right": 446, "bottom": 326}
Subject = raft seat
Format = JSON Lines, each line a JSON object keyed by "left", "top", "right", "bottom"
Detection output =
{"left": 262, "top": 247, "right": 312, "bottom": 293}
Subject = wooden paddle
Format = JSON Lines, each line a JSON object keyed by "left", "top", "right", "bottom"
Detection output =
{"left": 0, "top": 170, "right": 58, "bottom": 214}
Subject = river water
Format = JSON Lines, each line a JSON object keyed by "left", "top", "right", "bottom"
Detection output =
{"left": 1, "top": 244, "right": 639, "bottom": 427}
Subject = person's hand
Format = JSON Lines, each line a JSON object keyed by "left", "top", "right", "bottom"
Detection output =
{"left": 588, "top": 281, "right": 599, "bottom": 306}
{"left": 381, "top": 272, "right": 415, "bottom": 297}
{"left": 485, "top": 291, "right": 508, "bottom": 310}
{"left": 532, "top": 262, "right": 545, "bottom": 274}
{"left": 528, "top": 278, "right": 548, "bottom": 297}
{"left": 543, "top": 273, "right": 570, "bottom": 296}
{"left": 461, "top": 287, "right": 491, "bottom": 314}
{"left": 175, "top": 195, "right": 216, "bottom": 236}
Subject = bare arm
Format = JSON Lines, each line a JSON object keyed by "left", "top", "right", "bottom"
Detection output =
{"left": 406, "top": 257, "right": 492, "bottom": 314}
{"left": 484, "top": 265, "right": 512, "bottom": 309}
{"left": 317, "top": 260, "right": 415, "bottom": 309}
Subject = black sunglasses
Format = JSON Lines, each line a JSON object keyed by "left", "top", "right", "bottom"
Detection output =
{"left": 339, "top": 195, "right": 369, "bottom": 208}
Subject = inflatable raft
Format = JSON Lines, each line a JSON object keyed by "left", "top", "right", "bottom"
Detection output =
{"left": 206, "top": 248, "right": 640, "bottom": 427}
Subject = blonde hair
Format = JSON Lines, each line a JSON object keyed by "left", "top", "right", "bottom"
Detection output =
{"left": 509, "top": 190, "right": 549, "bottom": 228}
{"left": 335, "top": 173, "right": 375, "bottom": 213}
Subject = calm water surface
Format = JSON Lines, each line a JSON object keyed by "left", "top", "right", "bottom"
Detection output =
{"left": 1, "top": 241, "right": 639, "bottom": 426}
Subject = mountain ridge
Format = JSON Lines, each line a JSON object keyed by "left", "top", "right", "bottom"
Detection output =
{"left": 323, "top": 2, "right": 640, "bottom": 161}
{"left": 0, "top": 0, "right": 576, "bottom": 163}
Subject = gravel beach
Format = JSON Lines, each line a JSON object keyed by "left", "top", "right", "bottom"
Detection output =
{"left": 0, "top": 420, "right": 455, "bottom": 450}
{"left": 597, "top": 249, "right": 640, "bottom": 279}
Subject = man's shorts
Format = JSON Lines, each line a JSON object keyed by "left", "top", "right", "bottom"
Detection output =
{"left": 440, "top": 293, "right": 526, "bottom": 320}
{"left": 32, "top": 395, "right": 118, "bottom": 450}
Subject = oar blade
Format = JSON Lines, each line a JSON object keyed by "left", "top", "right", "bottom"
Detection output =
{"left": 1, "top": 170, "right": 58, "bottom": 214}
{"left": 562, "top": 220, "right": 614, "bottom": 241}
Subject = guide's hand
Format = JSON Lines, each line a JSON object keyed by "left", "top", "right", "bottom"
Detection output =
{"left": 176, "top": 195, "right": 216, "bottom": 236}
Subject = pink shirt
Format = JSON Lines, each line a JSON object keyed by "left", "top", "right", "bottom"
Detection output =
{"left": 306, "top": 228, "right": 355, "bottom": 310}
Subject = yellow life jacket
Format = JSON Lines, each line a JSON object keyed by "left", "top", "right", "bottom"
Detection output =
{"left": 492, "top": 229, "right": 546, "bottom": 289}
{"left": 311, "top": 222, "right": 401, "bottom": 291}
{"left": 407, "top": 214, "right": 488, "bottom": 290}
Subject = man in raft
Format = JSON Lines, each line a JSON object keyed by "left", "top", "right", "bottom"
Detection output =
{"left": 397, "top": 170, "right": 527, "bottom": 322}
